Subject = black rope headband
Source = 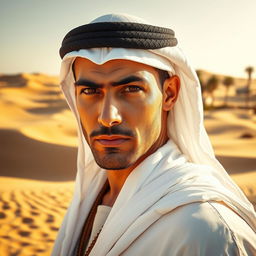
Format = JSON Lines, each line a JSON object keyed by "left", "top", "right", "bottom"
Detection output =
{"left": 59, "top": 22, "right": 178, "bottom": 59}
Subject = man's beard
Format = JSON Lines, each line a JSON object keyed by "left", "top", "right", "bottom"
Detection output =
{"left": 82, "top": 124, "right": 137, "bottom": 170}
{"left": 91, "top": 147, "right": 136, "bottom": 170}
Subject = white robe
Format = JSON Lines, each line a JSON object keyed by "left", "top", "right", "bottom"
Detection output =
{"left": 80, "top": 202, "right": 256, "bottom": 255}
{"left": 119, "top": 201, "right": 255, "bottom": 256}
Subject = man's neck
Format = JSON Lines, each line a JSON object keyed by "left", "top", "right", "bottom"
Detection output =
{"left": 102, "top": 168, "right": 133, "bottom": 207}
{"left": 102, "top": 135, "right": 169, "bottom": 207}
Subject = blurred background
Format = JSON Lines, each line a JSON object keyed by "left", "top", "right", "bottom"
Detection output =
{"left": 0, "top": 0, "right": 256, "bottom": 255}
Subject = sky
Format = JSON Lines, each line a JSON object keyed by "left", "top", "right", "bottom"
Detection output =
{"left": 0, "top": 0, "right": 256, "bottom": 78}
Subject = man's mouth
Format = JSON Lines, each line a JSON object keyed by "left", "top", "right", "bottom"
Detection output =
{"left": 94, "top": 135, "right": 131, "bottom": 147}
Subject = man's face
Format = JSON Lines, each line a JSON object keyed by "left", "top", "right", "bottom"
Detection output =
{"left": 73, "top": 58, "right": 167, "bottom": 170}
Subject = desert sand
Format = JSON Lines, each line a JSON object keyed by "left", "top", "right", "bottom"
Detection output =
{"left": 0, "top": 72, "right": 255, "bottom": 255}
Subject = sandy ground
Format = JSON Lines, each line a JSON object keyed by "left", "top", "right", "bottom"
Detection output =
{"left": 0, "top": 178, "right": 73, "bottom": 256}
{"left": 0, "top": 73, "right": 255, "bottom": 255}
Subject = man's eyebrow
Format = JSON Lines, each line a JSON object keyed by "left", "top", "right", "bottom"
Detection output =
{"left": 111, "top": 75, "right": 145, "bottom": 86}
{"left": 74, "top": 79, "right": 102, "bottom": 88}
{"left": 74, "top": 75, "right": 145, "bottom": 88}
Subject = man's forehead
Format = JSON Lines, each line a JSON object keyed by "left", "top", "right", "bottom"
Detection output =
{"left": 72, "top": 57, "right": 166, "bottom": 90}
{"left": 73, "top": 57, "right": 158, "bottom": 77}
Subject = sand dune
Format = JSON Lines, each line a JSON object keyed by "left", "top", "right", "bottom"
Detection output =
{"left": 0, "top": 72, "right": 255, "bottom": 255}
{"left": 0, "top": 177, "right": 73, "bottom": 256}
{"left": 0, "top": 73, "right": 78, "bottom": 255}
{"left": 204, "top": 108, "right": 256, "bottom": 172}
{"left": 0, "top": 73, "right": 77, "bottom": 147}
{"left": 0, "top": 129, "right": 77, "bottom": 181}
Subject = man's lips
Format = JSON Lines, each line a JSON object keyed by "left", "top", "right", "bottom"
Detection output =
{"left": 93, "top": 135, "right": 131, "bottom": 146}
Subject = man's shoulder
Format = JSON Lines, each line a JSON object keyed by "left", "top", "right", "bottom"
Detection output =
{"left": 168, "top": 201, "right": 232, "bottom": 229}
{"left": 126, "top": 201, "right": 247, "bottom": 255}
{"left": 157, "top": 201, "right": 237, "bottom": 238}
{"left": 148, "top": 202, "right": 256, "bottom": 255}
{"left": 166, "top": 201, "right": 255, "bottom": 239}
{"left": 149, "top": 201, "right": 255, "bottom": 255}
{"left": 122, "top": 201, "right": 256, "bottom": 255}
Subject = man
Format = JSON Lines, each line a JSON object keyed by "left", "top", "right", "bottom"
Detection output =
{"left": 52, "top": 14, "right": 256, "bottom": 256}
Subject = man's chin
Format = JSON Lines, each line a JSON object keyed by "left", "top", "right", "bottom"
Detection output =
{"left": 95, "top": 159, "right": 132, "bottom": 170}
{"left": 93, "top": 154, "right": 134, "bottom": 170}
{"left": 90, "top": 146, "right": 139, "bottom": 170}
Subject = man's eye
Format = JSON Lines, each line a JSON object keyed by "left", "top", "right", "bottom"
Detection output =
{"left": 81, "top": 88, "right": 100, "bottom": 95}
{"left": 124, "top": 86, "right": 142, "bottom": 93}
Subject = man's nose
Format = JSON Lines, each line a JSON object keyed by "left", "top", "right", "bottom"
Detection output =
{"left": 98, "top": 96, "right": 122, "bottom": 127}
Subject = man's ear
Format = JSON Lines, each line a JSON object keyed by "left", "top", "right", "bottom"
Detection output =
{"left": 162, "top": 75, "right": 180, "bottom": 111}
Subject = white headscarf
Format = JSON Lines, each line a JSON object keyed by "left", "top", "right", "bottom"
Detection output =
{"left": 52, "top": 13, "right": 256, "bottom": 255}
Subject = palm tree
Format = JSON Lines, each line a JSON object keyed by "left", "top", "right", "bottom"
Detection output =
{"left": 222, "top": 76, "right": 234, "bottom": 106}
{"left": 206, "top": 75, "right": 219, "bottom": 107}
{"left": 245, "top": 66, "right": 254, "bottom": 107}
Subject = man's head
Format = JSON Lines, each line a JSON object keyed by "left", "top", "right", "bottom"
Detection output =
{"left": 73, "top": 57, "right": 180, "bottom": 170}
{"left": 58, "top": 13, "right": 214, "bottom": 169}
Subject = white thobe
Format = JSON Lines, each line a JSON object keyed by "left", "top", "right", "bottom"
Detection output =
{"left": 81, "top": 201, "right": 255, "bottom": 255}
